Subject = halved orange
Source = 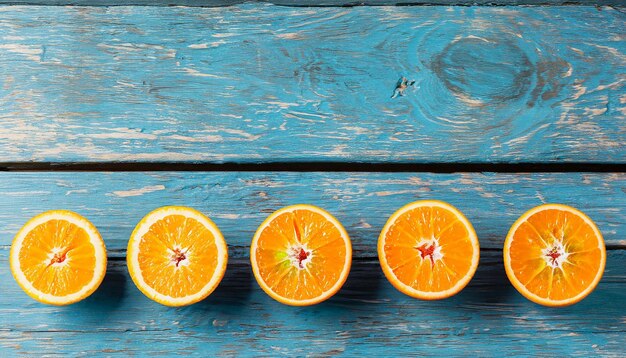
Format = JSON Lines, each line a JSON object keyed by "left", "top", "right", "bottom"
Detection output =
{"left": 250, "top": 204, "right": 352, "bottom": 306}
{"left": 504, "top": 204, "right": 606, "bottom": 307}
{"left": 378, "top": 200, "right": 479, "bottom": 300}
{"left": 10, "top": 210, "right": 107, "bottom": 305}
{"left": 127, "top": 206, "right": 228, "bottom": 306}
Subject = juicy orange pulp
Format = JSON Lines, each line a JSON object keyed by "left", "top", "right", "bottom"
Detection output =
{"left": 137, "top": 214, "right": 220, "bottom": 299}
{"left": 505, "top": 205, "right": 605, "bottom": 306}
{"left": 384, "top": 207, "right": 474, "bottom": 292}
{"left": 18, "top": 219, "right": 97, "bottom": 297}
{"left": 252, "top": 205, "right": 351, "bottom": 305}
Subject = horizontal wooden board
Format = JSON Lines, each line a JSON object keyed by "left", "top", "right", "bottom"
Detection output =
{"left": 0, "top": 172, "right": 624, "bottom": 254}
{"left": 0, "top": 5, "right": 624, "bottom": 163}
{"left": 1, "top": 250, "right": 625, "bottom": 356}
{"left": 1, "top": 1, "right": 625, "bottom": 7}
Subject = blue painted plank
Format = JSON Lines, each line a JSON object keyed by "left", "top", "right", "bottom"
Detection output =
{"left": 0, "top": 1, "right": 624, "bottom": 6}
{"left": 0, "top": 251, "right": 625, "bottom": 356}
{"left": 0, "top": 172, "right": 624, "bottom": 355}
{"left": 0, "top": 0, "right": 624, "bottom": 7}
{"left": 0, "top": 172, "right": 624, "bottom": 253}
{"left": 0, "top": 5, "right": 624, "bottom": 163}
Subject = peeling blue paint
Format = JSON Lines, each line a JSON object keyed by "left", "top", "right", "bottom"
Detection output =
{"left": 0, "top": 5, "right": 623, "bottom": 163}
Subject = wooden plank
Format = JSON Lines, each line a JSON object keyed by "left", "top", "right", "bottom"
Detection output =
{"left": 0, "top": 1, "right": 624, "bottom": 7}
{"left": 1, "top": 251, "right": 625, "bottom": 356}
{"left": 1, "top": 172, "right": 623, "bottom": 354}
{"left": 0, "top": 5, "right": 624, "bottom": 163}
{"left": 0, "top": 172, "right": 624, "bottom": 253}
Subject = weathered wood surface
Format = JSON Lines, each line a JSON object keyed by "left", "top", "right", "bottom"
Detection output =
{"left": 0, "top": 5, "right": 624, "bottom": 163}
{"left": 1, "top": 1, "right": 625, "bottom": 7}
{"left": 0, "top": 251, "right": 624, "bottom": 356}
{"left": 0, "top": 172, "right": 624, "bottom": 356}
{"left": 0, "top": 2, "right": 624, "bottom": 356}
{"left": 0, "top": 172, "right": 624, "bottom": 253}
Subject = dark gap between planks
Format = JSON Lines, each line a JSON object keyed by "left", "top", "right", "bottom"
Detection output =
{"left": 1, "top": 162, "right": 624, "bottom": 173}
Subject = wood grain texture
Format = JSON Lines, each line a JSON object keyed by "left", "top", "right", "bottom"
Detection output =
{"left": 1, "top": 251, "right": 625, "bottom": 355}
{"left": 0, "top": 5, "right": 624, "bottom": 163}
{"left": 0, "top": 172, "right": 624, "bottom": 355}
{"left": 1, "top": 1, "right": 625, "bottom": 6}
{"left": 0, "top": 172, "right": 624, "bottom": 255}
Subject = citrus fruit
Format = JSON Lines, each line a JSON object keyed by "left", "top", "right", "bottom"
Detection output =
{"left": 250, "top": 204, "right": 352, "bottom": 306}
{"left": 503, "top": 204, "right": 606, "bottom": 307}
{"left": 378, "top": 200, "right": 479, "bottom": 300}
{"left": 10, "top": 210, "right": 107, "bottom": 305}
{"left": 127, "top": 206, "right": 228, "bottom": 306}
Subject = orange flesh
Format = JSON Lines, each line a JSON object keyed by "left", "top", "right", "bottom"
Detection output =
{"left": 255, "top": 209, "right": 347, "bottom": 301}
{"left": 383, "top": 206, "right": 474, "bottom": 292}
{"left": 509, "top": 209, "right": 602, "bottom": 301}
{"left": 138, "top": 215, "right": 218, "bottom": 298}
{"left": 18, "top": 219, "right": 96, "bottom": 296}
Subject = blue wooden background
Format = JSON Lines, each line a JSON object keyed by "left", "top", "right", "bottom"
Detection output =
{"left": 0, "top": 5, "right": 624, "bottom": 164}
{"left": 0, "top": 3, "right": 625, "bottom": 357}
{"left": 1, "top": 1, "right": 625, "bottom": 7}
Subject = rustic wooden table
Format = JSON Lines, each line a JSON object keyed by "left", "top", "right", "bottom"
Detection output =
{"left": 0, "top": 2, "right": 624, "bottom": 356}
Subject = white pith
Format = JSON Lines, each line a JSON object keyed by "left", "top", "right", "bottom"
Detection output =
{"left": 415, "top": 238, "right": 444, "bottom": 264}
{"left": 168, "top": 246, "right": 191, "bottom": 268}
{"left": 10, "top": 212, "right": 107, "bottom": 305}
{"left": 542, "top": 241, "right": 569, "bottom": 269}
{"left": 128, "top": 207, "right": 228, "bottom": 306}
{"left": 47, "top": 247, "right": 71, "bottom": 267}
{"left": 287, "top": 243, "right": 313, "bottom": 270}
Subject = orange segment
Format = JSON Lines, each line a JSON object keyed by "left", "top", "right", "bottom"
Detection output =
{"left": 10, "top": 211, "right": 107, "bottom": 305}
{"left": 250, "top": 205, "right": 352, "bottom": 306}
{"left": 504, "top": 204, "right": 606, "bottom": 307}
{"left": 127, "top": 206, "right": 228, "bottom": 306}
{"left": 378, "top": 200, "right": 479, "bottom": 300}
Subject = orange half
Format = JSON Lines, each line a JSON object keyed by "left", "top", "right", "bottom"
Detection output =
{"left": 378, "top": 200, "right": 479, "bottom": 300}
{"left": 127, "top": 206, "right": 228, "bottom": 306}
{"left": 504, "top": 204, "right": 606, "bottom": 307}
{"left": 250, "top": 204, "right": 352, "bottom": 306}
{"left": 10, "top": 210, "right": 107, "bottom": 305}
